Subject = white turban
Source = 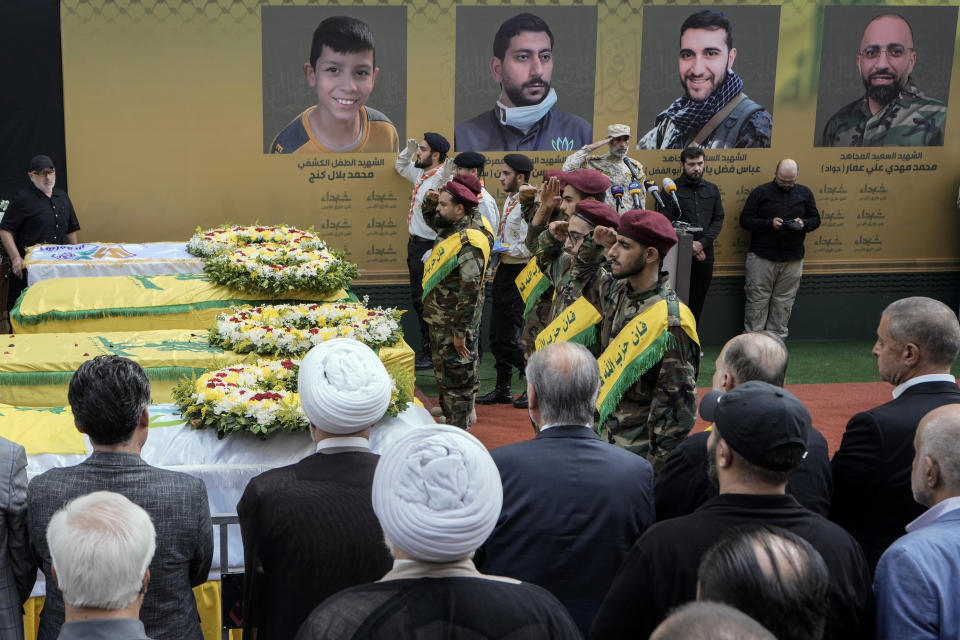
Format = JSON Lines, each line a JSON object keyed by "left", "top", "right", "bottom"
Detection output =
{"left": 373, "top": 425, "right": 503, "bottom": 563}
{"left": 297, "top": 338, "right": 393, "bottom": 434}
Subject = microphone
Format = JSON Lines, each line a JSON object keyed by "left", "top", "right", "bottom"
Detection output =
{"left": 644, "top": 180, "right": 666, "bottom": 211}
{"left": 662, "top": 177, "right": 682, "bottom": 213}
{"left": 623, "top": 157, "right": 642, "bottom": 182}
{"left": 627, "top": 182, "right": 644, "bottom": 209}
{"left": 610, "top": 185, "right": 625, "bottom": 211}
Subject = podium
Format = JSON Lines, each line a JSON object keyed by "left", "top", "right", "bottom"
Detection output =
{"left": 662, "top": 222, "right": 702, "bottom": 306}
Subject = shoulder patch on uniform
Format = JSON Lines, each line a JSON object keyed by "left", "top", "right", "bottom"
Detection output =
{"left": 269, "top": 115, "right": 311, "bottom": 154}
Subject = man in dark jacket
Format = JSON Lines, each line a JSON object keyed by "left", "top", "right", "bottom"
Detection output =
{"left": 592, "top": 382, "right": 873, "bottom": 640}
{"left": 830, "top": 296, "right": 960, "bottom": 573}
{"left": 664, "top": 145, "right": 724, "bottom": 322}
{"left": 739, "top": 158, "right": 820, "bottom": 338}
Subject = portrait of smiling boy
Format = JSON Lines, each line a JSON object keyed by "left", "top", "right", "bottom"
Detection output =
{"left": 269, "top": 16, "right": 399, "bottom": 154}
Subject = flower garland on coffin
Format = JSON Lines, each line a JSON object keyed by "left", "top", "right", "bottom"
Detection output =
{"left": 186, "top": 225, "right": 359, "bottom": 297}
{"left": 209, "top": 300, "right": 403, "bottom": 357}
{"left": 173, "top": 358, "right": 411, "bottom": 440}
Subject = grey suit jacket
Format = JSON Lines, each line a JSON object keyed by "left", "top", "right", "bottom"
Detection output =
{"left": 0, "top": 436, "right": 32, "bottom": 639}
{"left": 27, "top": 451, "right": 213, "bottom": 640}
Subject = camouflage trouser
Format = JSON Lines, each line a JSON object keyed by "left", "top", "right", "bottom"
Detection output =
{"left": 520, "top": 290, "right": 554, "bottom": 360}
{"left": 429, "top": 327, "right": 480, "bottom": 428}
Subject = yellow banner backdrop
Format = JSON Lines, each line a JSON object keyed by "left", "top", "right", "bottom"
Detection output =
{"left": 60, "top": 0, "right": 960, "bottom": 283}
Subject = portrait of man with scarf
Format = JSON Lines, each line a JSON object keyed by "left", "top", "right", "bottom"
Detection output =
{"left": 637, "top": 9, "right": 773, "bottom": 150}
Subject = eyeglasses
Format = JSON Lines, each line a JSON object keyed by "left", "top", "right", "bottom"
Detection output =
{"left": 860, "top": 45, "right": 913, "bottom": 60}
{"left": 32, "top": 168, "right": 55, "bottom": 177}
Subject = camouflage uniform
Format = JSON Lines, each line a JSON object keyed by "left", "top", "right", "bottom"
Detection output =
{"left": 421, "top": 199, "right": 494, "bottom": 428}
{"left": 821, "top": 82, "right": 946, "bottom": 147}
{"left": 593, "top": 273, "right": 700, "bottom": 469}
{"left": 519, "top": 194, "right": 560, "bottom": 359}
{"left": 562, "top": 149, "right": 645, "bottom": 211}
{"left": 535, "top": 230, "right": 608, "bottom": 324}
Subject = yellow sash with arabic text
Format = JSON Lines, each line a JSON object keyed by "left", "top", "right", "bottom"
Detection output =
{"left": 595, "top": 299, "right": 699, "bottom": 427}
{"left": 535, "top": 297, "right": 602, "bottom": 351}
{"left": 515, "top": 258, "right": 550, "bottom": 317}
{"left": 421, "top": 229, "right": 491, "bottom": 300}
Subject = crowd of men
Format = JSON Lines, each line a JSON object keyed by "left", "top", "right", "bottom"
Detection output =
{"left": 2, "top": 294, "right": 959, "bottom": 638}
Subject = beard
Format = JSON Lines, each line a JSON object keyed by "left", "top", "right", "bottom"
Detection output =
{"left": 610, "top": 146, "right": 628, "bottom": 159}
{"left": 612, "top": 258, "right": 645, "bottom": 280}
{"left": 503, "top": 79, "right": 551, "bottom": 107}
{"left": 414, "top": 156, "right": 432, "bottom": 169}
{"left": 862, "top": 72, "right": 904, "bottom": 106}
{"left": 434, "top": 215, "right": 454, "bottom": 228}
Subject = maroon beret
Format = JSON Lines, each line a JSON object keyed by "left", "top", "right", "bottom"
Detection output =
{"left": 543, "top": 169, "right": 568, "bottom": 188}
{"left": 564, "top": 168, "right": 611, "bottom": 197}
{"left": 443, "top": 180, "right": 479, "bottom": 208}
{"left": 573, "top": 199, "right": 619, "bottom": 229}
{"left": 452, "top": 173, "right": 483, "bottom": 197}
{"left": 617, "top": 209, "right": 677, "bottom": 253}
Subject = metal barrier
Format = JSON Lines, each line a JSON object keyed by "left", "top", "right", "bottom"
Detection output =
{"left": 211, "top": 514, "right": 243, "bottom": 640}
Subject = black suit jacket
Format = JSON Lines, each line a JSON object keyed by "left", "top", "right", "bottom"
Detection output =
{"left": 830, "top": 380, "right": 960, "bottom": 572}
{"left": 656, "top": 425, "right": 833, "bottom": 521}
{"left": 477, "top": 426, "right": 655, "bottom": 637}
{"left": 237, "top": 451, "right": 393, "bottom": 640}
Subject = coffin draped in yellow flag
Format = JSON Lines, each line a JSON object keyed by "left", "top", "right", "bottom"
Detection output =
{"left": 421, "top": 229, "right": 491, "bottom": 300}
{"left": 595, "top": 299, "right": 699, "bottom": 428}
{"left": 515, "top": 258, "right": 550, "bottom": 317}
{"left": 535, "top": 296, "right": 602, "bottom": 351}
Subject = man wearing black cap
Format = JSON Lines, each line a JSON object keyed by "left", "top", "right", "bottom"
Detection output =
{"left": 420, "top": 181, "right": 494, "bottom": 428}
{"left": 1, "top": 155, "right": 80, "bottom": 311}
{"left": 589, "top": 210, "right": 699, "bottom": 468}
{"left": 477, "top": 154, "right": 533, "bottom": 405}
{"left": 591, "top": 382, "right": 873, "bottom": 640}
{"left": 396, "top": 133, "right": 452, "bottom": 369}
{"left": 450, "top": 152, "right": 499, "bottom": 234}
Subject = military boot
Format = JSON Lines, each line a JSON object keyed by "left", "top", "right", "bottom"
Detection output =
{"left": 477, "top": 371, "right": 513, "bottom": 404}
{"left": 512, "top": 390, "right": 528, "bottom": 409}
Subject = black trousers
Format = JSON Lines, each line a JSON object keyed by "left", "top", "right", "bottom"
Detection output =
{"left": 407, "top": 235, "right": 435, "bottom": 353}
{"left": 488, "top": 261, "right": 526, "bottom": 377}
{"left": 688, "top": 256, "right": 713, "bottom": 325}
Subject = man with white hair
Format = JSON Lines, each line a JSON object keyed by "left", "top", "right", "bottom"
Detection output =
{"left": 873, "top": 404, "right": 960, "bottom": 639}
{"left": 831, "top": 296, "right": 960, "bottom": 572}
{"left": 478, "top": 342, "right": 655, "bottom": 636}
{"left": 295, "top": 425, "right": 581, "bottom": 639}
{"left": 48, "top": 491, "right": 155, "bottom": 640}
{"left": 237, "top": 338, "right": 395, "bottom": 640}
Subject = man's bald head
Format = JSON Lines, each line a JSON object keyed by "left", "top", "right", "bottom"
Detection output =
{"left": 651, "top": 601, "right": 775, "bottom": 640}
{"left": 913, "top": 404, "right": 960, "bottom": 506}
{"left": 714, "top": 332, "right": 789, "bottom": 391}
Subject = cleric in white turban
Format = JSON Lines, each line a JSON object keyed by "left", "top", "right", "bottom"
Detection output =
{"left": 293, "top": 425, "right": 581, "bottom": 640}
{"left": 236, "top": 338, "right": 395, "bottom": 639}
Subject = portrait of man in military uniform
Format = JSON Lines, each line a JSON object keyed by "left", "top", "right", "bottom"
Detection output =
{"left": 815, "top": 6, "right": 956, "bottom": 147}
{"left": 634, "top": 7, "right": 780, "bottom": 150}
{"left": 453, "top": 7, "right": 597, "bottom": 152}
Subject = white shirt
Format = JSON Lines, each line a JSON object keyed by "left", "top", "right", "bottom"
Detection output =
{"left": 478, "top": 189, "right": 500, "bottom": 236}
{"left": 538, "top": 423, "right": 592, "bottom": 431}
{"left": 395, "top": 148, "right": 446, "bottom": 240}
{"left": 497, "top": 192, "right": 531, "bottom": 263}
{"left": 906, "top": 495, "right": 960, "bottom": 533}
{"left": 315, "top": 436, "right": 371, "bottom": 453}
{"left": 892, "top": 373, "right": 957, "bottom": 399}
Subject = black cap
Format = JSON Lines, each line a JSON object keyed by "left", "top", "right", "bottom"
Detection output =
{"left": 453, "top": 151, "right": 486, "bottom": 169}
{"left": 699, "top": 381, "right": 810, "bottom": 471}
{"left": 29, "top": 155, "right": 55, "bottom": 172}
{"left": 502, "top": 153, "right": 533, "bottom": 175}
{"left": 423, "top": 132, "right": 450, "bottom": 155}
